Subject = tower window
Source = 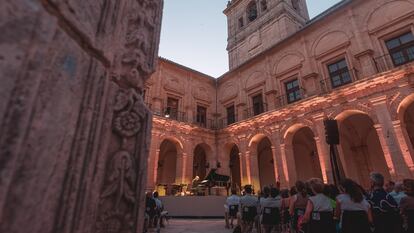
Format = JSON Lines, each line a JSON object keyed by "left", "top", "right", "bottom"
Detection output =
{"left": 247, "top": 2, "right": 258, "bottom": 22}
{"left": 261, "top": 0, "right": 268, "bottom": 11}
{"left": 239, "top": 17, "right": 244, "bottom": 28}
{"left": 385, "top": 32, "right": 414, "bottom": 67}
{"left": 327, "top": 59, "right": 352, "bottom": 88}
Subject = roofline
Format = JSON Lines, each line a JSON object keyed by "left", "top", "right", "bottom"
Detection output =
{"left": 217, "top": 0, "right": 352, "bottom": 80}
{"left": 158, "top": 57, "right": 217, "bottom": 81}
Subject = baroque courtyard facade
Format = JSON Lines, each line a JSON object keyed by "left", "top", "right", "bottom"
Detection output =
{"left": 145, "top": 0, "right": 414, "bottom": 194}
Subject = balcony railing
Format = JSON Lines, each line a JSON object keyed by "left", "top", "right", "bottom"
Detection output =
{"left": 373, "top": 53, "right": 414, "bottom": 73}
{"left": 275, "top": 88, "right": 306, "bottom": 110}
{"left": 193, "top": 117, "right": 217, "bottom": 130}
{"left": 159, "top": 107, "right": 188, "bottom": 122}
{"left": 217, "top": 114, "right": 239, "bottom": 129}
{"left": 320, "top": 68, "right": 359, "bottom": 94}
{"left": 243, "top": 103, "right": 268, "bottom": 119}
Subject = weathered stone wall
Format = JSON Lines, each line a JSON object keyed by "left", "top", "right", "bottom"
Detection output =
{"left": 0, "top": 0, "right": 162, "bottom": 232}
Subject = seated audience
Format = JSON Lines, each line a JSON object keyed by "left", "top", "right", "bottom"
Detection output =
{"left": 335, "top": 179, "right": 372, "bottom": 233}
{"left": 226, "top": 189, "right": 241, "bottom": 229}
{"left": 240, "top": 185, "right": 259, "bottom": 233}
{"left": 289, "top": 180, "right": 309, "bottom": 233}
{"left": 302, "top": 178, "right": 335, "bottom": 233}
{"left": 400, "top": 179, "right": 414, "bottom": 233}
{"left": 260, "top": 187, "right": 282, "bottom": 233}
{"left": 367, "top": 172, "right": 400, "bottom": 233}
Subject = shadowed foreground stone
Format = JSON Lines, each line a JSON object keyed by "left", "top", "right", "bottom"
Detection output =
{"left": 0, "top": 0, "right": 163, "bottom": 232}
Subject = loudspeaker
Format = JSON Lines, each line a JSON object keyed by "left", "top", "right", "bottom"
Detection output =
{"left": 324, "top": 119, "right": 339, "bottom": 145}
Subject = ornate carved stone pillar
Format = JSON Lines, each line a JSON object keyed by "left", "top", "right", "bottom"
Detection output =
{"left": 0, "top": 1, "right": 163, "bottom": 233}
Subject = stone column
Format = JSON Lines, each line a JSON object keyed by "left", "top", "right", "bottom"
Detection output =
{"left": 374, "top": 125, "right": 398, "bottom": 180}
{"left": 238, "top": 141, "right": 249, "bottom": 187}
{"left": 271, "top": 146, "right": 280, "bottom": 185}
{"left": 280, "top": 144, "right": 297, "bottom": 187}
{"left": 312, "top": 115, "right": 334, "bottom": 183}
{"left": 270, "top": 131, "right": 288, "bottom": 188}
{"left": 0, "top": 1, "right": 163, "bottom": 233}
{"left": 371, "top": 96, "right": 412, "bottom": 179}
{"left": 249, "top": 149, "right": 261, "bottom": 191}
{"left": 147, "top": 148, "right": 160, "bottom": 191}
{"left": 393, "top": 120, "right": 414, "bottom": 175}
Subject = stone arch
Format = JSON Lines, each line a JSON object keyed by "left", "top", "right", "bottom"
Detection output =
{"left": 157, "top": 138, "right": 182, "bottom": 194}
{"left": 397, "top": 93, "right": 414, "bottom": 161}
{"left": 248, "top": 134, "right": 276, "bottom": 190}
{"left": 272, "top": 51, "right": 305, "bottom": 75}
{"left": 157, "top": 135, "right": 184, "bottom": 153}
{"left": 245, "top": 71, "right": 266, "bottom": 90}
{"left": 366, "top": 1, "right": 414, "bottom": 32}
{"left": 224, "top": 142, "right": 242, "bottom": 192}
{"left": 312, "top": 30, "right": 350, "bottom": 57}
{"left": 192, "top": 143, "right": 213, "bottom": 180}
{"left": 335, "top": 110, "right": 391, "bottom": 188}
{"left": 283, "top": 123, "right": 323, "bottom": 184}
{"left": 281, "top": 118, "right": 317, "bottom": 144}
{"left": 327, "top": 103, "right": 380, "bottom": 125}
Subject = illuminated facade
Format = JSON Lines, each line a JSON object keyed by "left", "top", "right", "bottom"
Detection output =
{"left": 146, "top": 0, "right": 414, "bottom": 193}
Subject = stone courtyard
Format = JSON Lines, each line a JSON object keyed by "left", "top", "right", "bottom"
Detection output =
{"left": 151, "top": 219, "right": 231, "bottom": 233}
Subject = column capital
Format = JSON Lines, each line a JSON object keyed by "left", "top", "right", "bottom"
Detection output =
{"left": 312, "top": 113, "right": 327, "bottom": 121}
{"left": 370, "top": 95, "right": 388, "bottom": 106}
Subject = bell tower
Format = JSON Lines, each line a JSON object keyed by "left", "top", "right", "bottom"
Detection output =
{"left": 224, "top": 0, "right": 309, "bottom": 70}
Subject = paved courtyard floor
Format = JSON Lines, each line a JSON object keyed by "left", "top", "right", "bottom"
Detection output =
{"left": 151, "top": 218, "right": 233, "bottom": 233}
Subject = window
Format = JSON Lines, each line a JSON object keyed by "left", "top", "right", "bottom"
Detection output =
{"left": 165, "top": 97, "right": 179, "bottom": 119}
{"left": 252, "top": 94, "right": 264, "bottom": 116}
{"left": 196, "top": 106, "right": 207, "bottom": 126}
{"left": 247, "top": 2, "right": 258, "bottom": 22}
{"left": 385, "top": 32, "right": 414, "bottom": 66}
{"left": 261, "top": 0, "right": 267, "bottom": 11}
{"left": 227, "top": 105, "right": 236, "bottom": 125}
{"left": 285, "top": 79, "right": 301, "bottom": 103}
{"left": 327, "top": 59, "right": 352, "bottom": 88}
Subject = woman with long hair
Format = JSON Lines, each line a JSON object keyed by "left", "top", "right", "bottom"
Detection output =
{"left": 302, "top": 178, "right": 335, "bottom": 233}
{"left": 289, "top": 181, "right": 309, "bottom": 232}
{"left": 335, "top": 179, "right": 372, "bottom": 233}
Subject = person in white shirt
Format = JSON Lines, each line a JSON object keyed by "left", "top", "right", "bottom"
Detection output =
{"left": 261, "top": 187, "right": 282, "bottom": 233}
{"left": 389, "top": 182, "right": 407, "bottom": 206}
{"left": 335, "top": 179, "right": 373, "bottom": 233}
{"left": 225, "top": 189, "right": 241, "bottom": 229}
{"left": 240, "top": 185, "right": 259, "bottom": 233}
{"left": 302, "top": 178, "right": 335, "bottom": 233}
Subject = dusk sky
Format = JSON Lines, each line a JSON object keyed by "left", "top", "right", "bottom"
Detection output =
{"left": 159, "top": 0, "right": 342, "bottom": 77}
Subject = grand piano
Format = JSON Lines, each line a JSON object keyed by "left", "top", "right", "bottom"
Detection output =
{"left": 193, "top": 169, "right": 230, "bottom": 196}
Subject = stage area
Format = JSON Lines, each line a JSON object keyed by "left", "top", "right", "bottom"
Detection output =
{"left": 160, "top": 196, "right": 226, "bottom": 217}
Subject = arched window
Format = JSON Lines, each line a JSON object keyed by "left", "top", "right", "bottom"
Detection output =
{"left": 247, "top": 1, "right": 258, "bottom": 22}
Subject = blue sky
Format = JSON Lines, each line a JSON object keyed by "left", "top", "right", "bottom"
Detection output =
{"left": 159, "top": 0, "right": 342, "bottom": 77}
